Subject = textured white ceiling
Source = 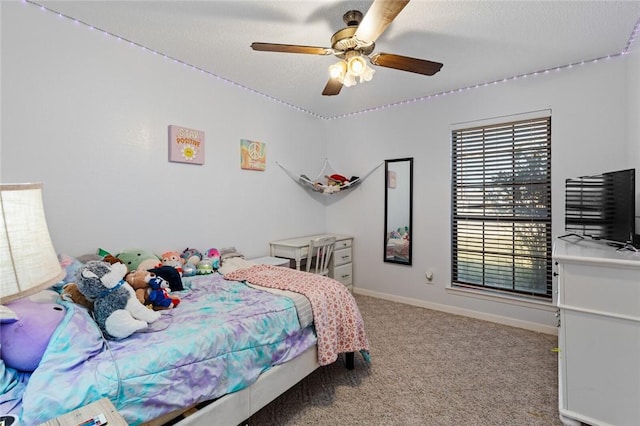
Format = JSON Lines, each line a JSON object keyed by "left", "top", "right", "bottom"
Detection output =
{"left": 34, "top": 0, "right": 640, "bottom": 118}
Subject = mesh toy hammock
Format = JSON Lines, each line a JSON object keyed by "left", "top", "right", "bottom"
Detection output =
{"left": 277, "top": 158, "right": 383, "bottom": 195}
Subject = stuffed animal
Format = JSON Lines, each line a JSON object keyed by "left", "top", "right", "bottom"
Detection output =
{"left": 182, "top": 262, "right": 197, "bottom": 277}
{"left": 180, "top": 247, "right": 202, "bottom": 266}
{"left": 326, "top": 173, "right": 349, "bottom": 186}
{"left": 103, "top": 254, "right": 123, "bottom": 265}
{"left": 196, "top": 258, "right": 214, "bottom": 275}
{"left": 0, "top": 296, "right": 65, "bottom": 372}
{"left": 147, "top": 277, "right": 180, "bottom": 310}
{"left": 75, "top": 261, "right": 160, "bottom": 339}
{"left": 125, "top": 269, "right": 155, "bottom": 306}
{"left": 204, "top": 248, "right": 221, "bottom": 270}
{"left": 96, "top": 248, "right": 123, "bottom": 265}
{"left": 61, "top": 282, "right": 94, "bottom": 310}
{"left": 116, "top": 248, "right": 161, "bottom": 272}
{"left": 160, "top": 251, "right": 184, "bottom": 275}
{"left": 148, "top": 265, "right": 184, "bottom": 291}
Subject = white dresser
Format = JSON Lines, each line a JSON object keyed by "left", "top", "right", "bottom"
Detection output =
{"left": 269, "top": 233, "right": 353, "bottom": 291}
{"left": 553, "top": 238, "right": 640, "bottom": 426}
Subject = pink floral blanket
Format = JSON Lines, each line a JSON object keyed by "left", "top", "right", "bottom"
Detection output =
{"left": 224, "top": 264, "right": 370, "bottom": 366}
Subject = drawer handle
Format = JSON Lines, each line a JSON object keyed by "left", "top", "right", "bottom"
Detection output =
{"left": 341, "top": 274, "right": 351, "bottom": 279}
{"left": 341, "top": 255, "right": 350, "bottom": 260}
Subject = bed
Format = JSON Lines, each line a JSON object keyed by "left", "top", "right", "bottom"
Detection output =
{"left": 0, "top": 258, "right": 369, "bottom": 426}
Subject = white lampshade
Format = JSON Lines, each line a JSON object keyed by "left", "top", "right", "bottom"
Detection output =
{"left": 0, "top": 183, "right": 64, "bottom": 304}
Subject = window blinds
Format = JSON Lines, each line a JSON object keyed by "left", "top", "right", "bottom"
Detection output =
{"left": 451, "top": 116, "right": 552, "bottom": 298}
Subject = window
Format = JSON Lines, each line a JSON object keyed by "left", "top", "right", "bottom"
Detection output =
{"left": 451, "top": 116, "right": 552, "bottom": 299}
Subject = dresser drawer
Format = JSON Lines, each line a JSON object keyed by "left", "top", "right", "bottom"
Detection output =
{"left": 560, "top": 263, "right": 640, "bottom": 318}
{"left": 332, "top": 263, "right": 353, "bottom": 286}
{"left": 335, "top": 238, "right": 352, "bottom": 250}
{"left": 333, "top": 247, "right": 352, "bottom": 266}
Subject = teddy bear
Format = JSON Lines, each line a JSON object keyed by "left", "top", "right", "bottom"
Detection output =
{"left": 147, "top": 276, "right": 180, "bottom": 310}
{"left": 75, "top": 260, "right": 161, "bottom": 339}
{"left": 125, "top": 269, "right": 155, "bottom": 306}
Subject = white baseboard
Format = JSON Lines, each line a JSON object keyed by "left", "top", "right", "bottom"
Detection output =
{"left": 353, "top": 287, "right": 558, "bottom": 336}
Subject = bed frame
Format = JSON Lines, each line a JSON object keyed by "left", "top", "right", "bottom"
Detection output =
{"left": 144, "top": 348, "right": 355, "bottom": 426}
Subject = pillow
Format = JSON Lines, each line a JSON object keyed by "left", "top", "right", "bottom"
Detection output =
{"left": 220, "top": 247, "right": 245, "bottom": 265}
{"left": 0, "top": 298, "right": 65, "bottom": 372}
{"left": 219, "top": 257, "right": 256, "bottom": 276}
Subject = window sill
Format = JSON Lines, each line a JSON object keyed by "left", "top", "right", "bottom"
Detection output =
{"left": 446, "top": 284, "right": 557, "bottom": 312}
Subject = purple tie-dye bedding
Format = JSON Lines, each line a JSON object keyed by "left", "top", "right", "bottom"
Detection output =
{"left": 2, "top": 273, "right": 316, "bottom": 425}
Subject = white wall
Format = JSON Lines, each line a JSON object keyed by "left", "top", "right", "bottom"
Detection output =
{"left": 326, "top": 55, "right": 637, "bottom": 332}
{"left": 2, "top": 2, "right": 638, "bottom": 332}
{"left": 627, "top": 45, "right": 640, "bottom": 232}
{"left": 1, "top": 2, "right": 327, "bottom": 258}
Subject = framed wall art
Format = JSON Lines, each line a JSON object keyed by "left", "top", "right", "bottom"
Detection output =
{"left": 240, "top": 139, "right": 266, "bottom": 171}
{"left": 168, "top": 125, "right": 204, "bottom": 165}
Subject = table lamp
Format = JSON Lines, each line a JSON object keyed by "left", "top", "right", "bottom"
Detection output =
{"left": 1, "top": 183, "right": 64, "bottom": 304}
{"left": 1, "top": 183, "right": 65, "bottom": 371}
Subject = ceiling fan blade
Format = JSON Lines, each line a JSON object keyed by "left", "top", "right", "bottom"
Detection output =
{"left": 322, "top": 78, "right": 343, "bottom": 96}
{"left": 354, "top": 0, "right": 410, "bottom": 44}
{"left": 370, "top": 53, "right": 443, "bottom": 76}
{"left": 251, "top": 42, "right": 334, "bottom": 55}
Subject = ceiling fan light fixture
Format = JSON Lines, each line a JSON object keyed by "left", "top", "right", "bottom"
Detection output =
{"left": 252, "top": 2, "right": 443, "bottom": 97}
{"left": 347, "top": 55, "right": 367, "bottom": 76}
{"left": 360, "top": 66, "right": 375, "bottom": 83}
{"left": 329, "top": 61, "right": 347, "bottom": 80}
{"left": 342, "top": 72, "right": 357, "bottom": 87}
{"left": 329, "top": 52, "right": 375, "bottom": 88}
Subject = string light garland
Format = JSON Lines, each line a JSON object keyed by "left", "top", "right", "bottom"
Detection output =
{"left": 24, "top": 1, "right": 640, "bottom": 121}
{"left": 24, "top": 0, "right": 324, "bottom": 119}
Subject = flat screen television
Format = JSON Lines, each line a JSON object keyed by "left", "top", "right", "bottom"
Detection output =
{"left": 565, "top": 168, "right": 636, "bottom": 246}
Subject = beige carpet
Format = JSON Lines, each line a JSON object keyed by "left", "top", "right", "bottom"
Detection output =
{"left": 247, "top": 294, "right": 561, "bottom": 425}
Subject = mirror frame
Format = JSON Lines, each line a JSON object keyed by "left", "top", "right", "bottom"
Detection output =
{"left": 384, "top": 157, "right": 413, "bottom": 265}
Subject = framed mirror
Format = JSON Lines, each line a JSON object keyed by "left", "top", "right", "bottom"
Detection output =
{"left": 384, "top": 158, "right": 413, "bottom": 265}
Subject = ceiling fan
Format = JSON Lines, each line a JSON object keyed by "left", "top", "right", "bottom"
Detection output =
{"left": 250, "top": 0, "right": 443, "bottom": 96}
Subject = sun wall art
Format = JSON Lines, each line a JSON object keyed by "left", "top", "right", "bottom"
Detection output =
{"left": 168, "top": 125, "right": 204, "bottom": 165}
{"left": 240, "top": 139, "right": 266, "bottom": 171}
